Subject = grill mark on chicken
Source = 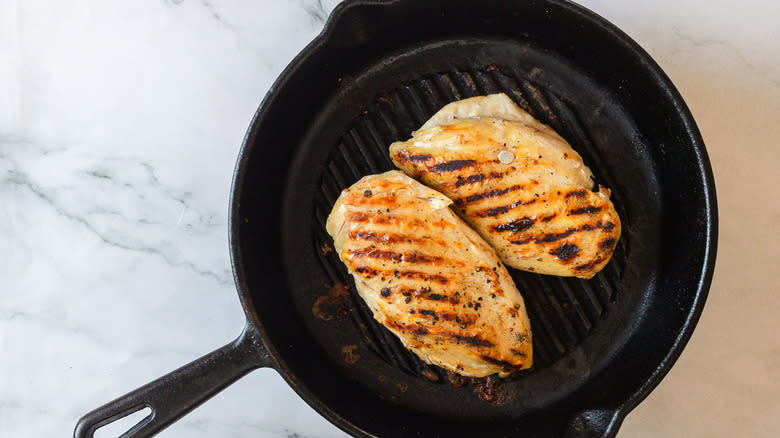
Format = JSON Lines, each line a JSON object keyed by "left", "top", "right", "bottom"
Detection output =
{"left": 539, "top": 213, "right": 556, "bottom": 222}
{"left": 409, "top": 306, "right": 477, "bottom": 326}
{"left": 565, "top": 189, "right": 587, "bottom": 198}
{"left": 598, "top": 237, "right": 617, "bottom": 251}
{"left": 567, "top": 205, "right": 603, "bottom": 215}
{"left": 451, "top": 333, "right": 495, "bottom": 347}
{"left": 398, "top": 270, "right": 450, "bottom": 284}
{"left": 471, "top": 198, "right": 537, "bottom": 217}
{"left": 350, "top": 265, "right": 451, "bottom": 284}
{"left": 510, "top": 222, "right": 605, "bottom": 245}
{"left": 345, "top": 212, "right": 427, "bottom": 227}
{"left": 391, "top": 320, "right": 494, "bottom": 346}
{"left": 397, "top": 286, "right": 438, "bottom": 297}
{"left": 384, "top": 319, "right": 430, "bottom": 336}
{"left": 511, "top": 237, "right": 534, "bottom": 245}
{"left": 403, "top": 289, "right": 458, "bottom": 304}
{"left": 354, "top": 266, "right": 379, "bottom": 277}
{"left": 574, "top": 255, "right": 608, "bottom": 273}
{"left": 453, "top": 173, "right": 486, "bottom": 188}
{"left": 394, "top": 153, "right": 432, "bottom": 163}
{"left": 478, "top": 267, "right": 505, "bottom": 297}
{"left": 382, "top": 286, "right": 465, "bottom": 307}
{"left": 510, "top": 349, "right": 527, "bottom": 357}
{"left": 445, "top": 312, "right": 476, "bottom": 325}
{"left": 474, "top": 205, "right": 512, "bottom": 218}
{"left": 350, "top": 264, "right": 452, "bottom": 285}
{"left": 455, "top": 184, "right": 524, "bottom": 206}
{"left": 494, "top": 217, "right": 535, "bottom": 233}
{"left": 480, "top": 355, "right": 523, "bottom": 368}
{"left": 349, "top": 231, "right": 449, "bottom": 248}
{"left": 451, "top": 171, "right": 507, "bottom": 189}
{"left": 537, "top": 229, "right": 578, "bottom": 243}
{"left": 345, "top": 212, "right": 371, "bottom": 222}
{"left": 348, "top": 195, "right": 405, "bottom": 208}
{"left": 418, "top": 309, "right": 437, "bottom": 318}
{"left": 429, "top": 160, "right": 478, "bottom": 173}
{"left": 426, "top": 293, "right": 447, "bottom": 301}
{"left": 549, "top": 243, "right": 580, "bottom": 262}
{"left": 345, "top": 248, "right": 464, "bottom": 267}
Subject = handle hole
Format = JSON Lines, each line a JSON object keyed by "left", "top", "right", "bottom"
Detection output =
{"left": 95, "top": 406, "right": 152, "bottom": 438}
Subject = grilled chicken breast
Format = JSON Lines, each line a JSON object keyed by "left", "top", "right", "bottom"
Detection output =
{"left": 389, "top": 93, "right": 621, "bottom": 279}
{"left": 326, "top": 171, "right": 532, "bottom": 377}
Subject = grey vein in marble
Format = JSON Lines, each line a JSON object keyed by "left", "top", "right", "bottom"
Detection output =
{"left": 2, "top": 143, "right": 231, "bottom": 286}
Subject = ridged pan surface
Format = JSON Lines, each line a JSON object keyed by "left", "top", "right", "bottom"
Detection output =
{"left": 282, "top": 38, "right": 662, "bottom": 417}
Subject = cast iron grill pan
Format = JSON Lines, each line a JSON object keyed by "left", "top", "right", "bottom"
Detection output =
{"left": 281, "top": 37, "right": 662, "bottom": 420}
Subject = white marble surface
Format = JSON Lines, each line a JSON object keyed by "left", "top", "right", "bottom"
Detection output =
{"left": 1, "top": 1, "right": 778, "bottom": 437}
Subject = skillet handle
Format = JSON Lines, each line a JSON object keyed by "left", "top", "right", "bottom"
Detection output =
{"left": 565, "top": 409, "right": 623, "bottom": 438}
{"left": 74, "top": 324, "right": 273, "bottom": 438}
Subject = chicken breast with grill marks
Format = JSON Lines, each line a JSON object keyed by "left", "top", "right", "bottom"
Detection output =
{"left": 326, "top": 171, "right": 532, "bottom": 377}
{"left": 389, "top": 93, "right": 621, "bottom": 279}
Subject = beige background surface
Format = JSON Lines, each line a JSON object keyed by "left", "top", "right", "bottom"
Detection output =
{"left": 597, "top": 1, "right": 780, "bottom": 436}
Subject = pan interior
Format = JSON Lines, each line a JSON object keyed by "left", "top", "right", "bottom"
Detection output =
{"left": 279, "top": 37, "right": 661, "bottom": 419}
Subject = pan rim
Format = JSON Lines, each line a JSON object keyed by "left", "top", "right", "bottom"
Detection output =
{"left": 228, "top": 0, "right": 717, "bottom": 435}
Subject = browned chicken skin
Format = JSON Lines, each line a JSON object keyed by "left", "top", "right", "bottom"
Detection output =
{"left": 326, "top": 171, "right": 532, "bottom": 377}
{"left": 389, "top": 94, "right": 621, "bottom": 279}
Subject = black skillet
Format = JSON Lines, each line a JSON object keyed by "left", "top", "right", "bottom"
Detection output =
{"left": 74, "top": 0, "right": 717, "bottom": 436}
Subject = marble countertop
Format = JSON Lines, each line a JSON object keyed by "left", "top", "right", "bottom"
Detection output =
{"left": 1, "top": 1, "right": 778, "bottom": 436}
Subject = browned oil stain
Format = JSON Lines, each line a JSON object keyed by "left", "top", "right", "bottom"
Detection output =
{"left": 469, "top": 375, "right": 508, "bottom": 404}
{"left": 312, "top": 283, "right": 352, "bottom": 321}
{"left": 397, "top": 383, "right": 408, "bottom": 393}
{"left": 320, "top": 242, "right": 333, "bottom": 255}
{"left": 442, "top": 370, "right": 510, "bottom": 404}
{"left": 421, "top": 368, "right": 440, "bottom": 382}
{"left": 341, "top": 344, "right": 359, "bottom": 364}
{"left": 377, "top": 95, "right": 394, "bottom": 107}
{"left": 445, "top": 370, "right": 467, "bottom": 388}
